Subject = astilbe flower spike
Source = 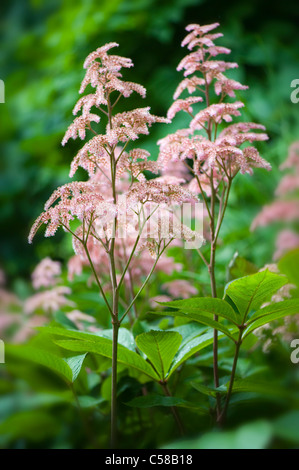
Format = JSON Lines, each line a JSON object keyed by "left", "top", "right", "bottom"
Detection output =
{"left": 158, "top": 22, "right": 271, "bottom": 424}
{"left": 28, "top": 41, "right": 202, "bottom": 447}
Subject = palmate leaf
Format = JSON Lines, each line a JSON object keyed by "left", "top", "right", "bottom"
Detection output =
{"left": 157, "top": 297, "right": 240, "bottom": 324}
{"left": 135, "top": 330, "right": 182, "bottom": 380}
{"left": 225, "top": 269, "right": 287, "bottom": 320}
{"left": 243, "top": 299, "right": 299, "bottom": 338}
{"left": 151, "top": 310, "right": 236, "bottom": 342}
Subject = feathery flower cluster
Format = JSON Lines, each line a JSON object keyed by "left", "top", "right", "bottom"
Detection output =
{"left": 158, "top": 22, "right": 270, "bottom": 186}
{"left": 24, "top": 286, "right": 74, "bottom": 314}
{"left": 31, "top": 257, "right": 61, "bottom": 289}
{"left": 162, "top": 279, "right": 198, "bottom": 299}
{"left": 29, "top": 41, "right": 202, "bottom": 312}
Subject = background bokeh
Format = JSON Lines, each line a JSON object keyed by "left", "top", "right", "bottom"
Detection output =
{"left": 1, "top": 0, "right": 299, "bottom": 289}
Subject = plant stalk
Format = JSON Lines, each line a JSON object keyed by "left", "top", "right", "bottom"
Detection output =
{"left": 218, "top": 328, "right": 243, "bottom": 425}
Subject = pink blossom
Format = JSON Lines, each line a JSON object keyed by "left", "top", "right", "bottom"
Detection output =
{"left": 83, "top": 42, "right": 120, "bottom": 69}
{"left": 275, "top": 173, "right": 299, "bottom": 196}
{"left": 24, "top": 286, "right": 74, "bottom": 314}
{"left": 162, "top": 280, "right": 198, "bottom": 299}
{"left": 274, "top": 229, "right": 299, "bottom": 260}
{"left": 67, "top": 255, "right": 83, "bottom": 281}
{"left": 62, "top": 113, "right": 101, "bottom": 146}
{"left": 280, "top": 141, "right": 299, "bottom": 170}
{"left": 66, "top": 310, "right": 96, "bottom": 330}
{"left": 167, "top": 97, "right": 203, "bottom": 120}
{"left": 190, "top": 102, "right": 244, "bottom": 130}
{"left": 214, "top": 74, "right": 248, "bottom": 98}
{"left": 173, "top": 76, "right": 206, "bottom": 100}
{"left": 251, "top": 200, "right": 299, "bottom": 230}
{"left": 32, "top": 257, "right": 61, "bottom": 289}
{"left": 149, "top": 295, "right": 172, "bottom": 308}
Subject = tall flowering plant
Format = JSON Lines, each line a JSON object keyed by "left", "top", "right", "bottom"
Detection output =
{"left": 28, "top": 42, "right": 200, "bottom": 445}
{"left": 158, "top": 23, "right": 271, "bottom": 421}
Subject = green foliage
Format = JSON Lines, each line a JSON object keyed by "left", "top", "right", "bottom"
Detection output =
{"left": 224, "top": 270, "right": 288, "bottom": 319}
{"left": 163, "top": 420, "right": 273, "bottom": 449}
{"left": 135, "top": 330, "right": 182, "bottom": 380}
{"left": 40, "top": 327, "right": 160, "bottom": 380}
{"left": 6, "top": 344, "right": 86, "bottom": 383}
{"left": 1, "top": 0, "right": 299, "bottom": 451}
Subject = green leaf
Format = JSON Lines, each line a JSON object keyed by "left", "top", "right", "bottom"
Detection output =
{"left": 151, "top": 310, "right": 236, "bottom": 342}
{"left": 225, "top": 270, "right": 287, "bottom": 320}
{"left": 135, "top": 330, "right": 182, "bottom": 380}
{"left": 125, "top": 394, "right": 207, "bottom": 412}
{"left": 243, "top": 299, "right": 299, "bottom": 338}
{"left": 190, "top": 381, "right": 219, "bottom": 397}
{"left": 77, "top": 396, "right": 106, "bottom": 408}
{"left": 53, "top": 337, "right": 159, "bottom": 381}
{"left": 157, "top": 297, "right": 240, "bottom": 324}
{"left": 126, "top": 395, "right": 187, "bottom": 408}
{"left": 168, "top": 330, "right": 215, "bottom": 377}
{"left": 64, "top": 354, "right": 87, "bottom": 382}
{"left": 222, "top": 379, "right": 288, "bottom": 398}
{"left": 6, "top": 344, "right": 85, "bottom": 383}
{"left": 247, "top": 298, "right": 299, "bottom": 324}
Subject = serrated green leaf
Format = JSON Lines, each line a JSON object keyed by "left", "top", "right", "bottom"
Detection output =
{"left": 64, "top": 354, "right": 87, "bottom": 382}
{"left": 158, "top": 297, "right": 240, "bottom": 324}
{"left": 5, "top": 344, "right": 84, "bottom": 383}
{"left": 167, "top": 328, "right": 239, "bottom": 377}
{"left": 225, "top": 270, "right": 287, "bottom": 320}
{"left": 135, "top": 330, "right": 182, "bottom": 380}
{"left": 243, "top": 299, "right": 299, "bottom": 338}
{"left": 151, "top": 310, "right": 236, "bottom": 342}
{"left": 168, "top": 331, "right": 214, "bottom": 377}
{"left": 247, "top": 299, "right": 299, "bottom": 324}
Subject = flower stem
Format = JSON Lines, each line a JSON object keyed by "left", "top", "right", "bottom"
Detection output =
{"left": 110, "top": 317, "right": 119, "bottom": 448}
{"left": 161, "top": 382, "right": 185, "bottom": 436}
{"left": 218, "top": 328, "right": 243, "bottom": 425}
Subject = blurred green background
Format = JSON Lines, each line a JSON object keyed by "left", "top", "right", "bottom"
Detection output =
{"left": 1, "top": 0, "right": 299, "bottom": 286}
